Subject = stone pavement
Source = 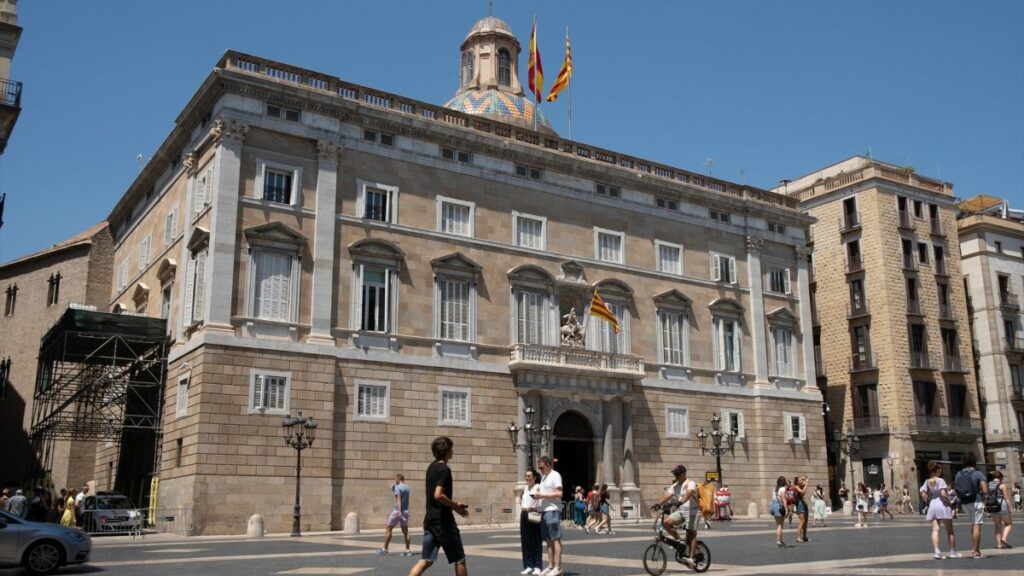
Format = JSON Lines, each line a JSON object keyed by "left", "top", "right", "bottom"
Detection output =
{"left": 8, "top": 513, "right": 1020, "bottom": 576}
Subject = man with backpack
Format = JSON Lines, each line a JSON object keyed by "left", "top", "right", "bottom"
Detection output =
{"left": 953, "top": 452, "right": 988, "bottom": 559}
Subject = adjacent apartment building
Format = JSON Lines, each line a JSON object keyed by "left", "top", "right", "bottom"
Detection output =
{"left": 73, "top": 15, "right": 825, "bottom": 533}
{"left": 779, "top": 157, "right": 983, "bottom": 500}
{"left": 958, "top": 195, "right": 1024, "bottom": 488}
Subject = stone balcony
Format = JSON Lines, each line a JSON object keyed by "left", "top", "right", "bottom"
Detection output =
{"left": 910, "top": 415, "right": 983, "bottom": 438}
{"left": 852, "top": 415, "right": 889, "bottom": 436}
{"left": 509, "top": 343, "right": 645, "bottom": 380}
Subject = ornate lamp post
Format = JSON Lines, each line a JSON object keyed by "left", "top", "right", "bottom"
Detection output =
{"left": 282, "top": 411, "right": 317, "bottom": 537}
{"left": 833, "top": 428, "right": 861, "bottom": 488}
{"left": 507, "top": 405, "right": 551, "bottom": 468}
{"left": 696, "top": 414, "right": 736, "bottom": 484}
{"left": 886, "top": 454, "right": 895, "bottom": 490}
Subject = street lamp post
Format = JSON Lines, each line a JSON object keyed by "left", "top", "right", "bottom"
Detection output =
{"left": 833, "top": 428, "right": 861, "bottom": 488}
{"left": 696, "top": 414, "right": 736, "bottom": 484}
{"left": 886, "top": 455, "right": 895, "bottom": 490}
{"left": 282, "top": 411, "right": 317, "bottom": 537}
{"left": 507, "top": 405, "right": 551, "bottom": 469}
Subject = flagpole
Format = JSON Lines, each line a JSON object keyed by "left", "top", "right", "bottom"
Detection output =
{"left": 566, "top": 26, "right": 572, "bottom": 140}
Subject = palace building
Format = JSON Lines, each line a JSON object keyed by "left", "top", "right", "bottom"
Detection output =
{"left": 14, "top": 15, "right": 825, "bottom": 534}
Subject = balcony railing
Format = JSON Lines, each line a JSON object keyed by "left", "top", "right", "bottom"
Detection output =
{"left": 935, "top": 259, "right": 948, "bottom": 276}
{"left": 840, "top": 213, "right": 861, "bottom": 233}
{"left": 846, "top": 256, "right": 863, "bottom": 274}
{"left": 852, "top": 415, "right": 889, "bottom": 436}
{"left": 847, "top": 300, "right": 870, "bottom": 319}
{"left": 1012, "top": 387, "right": 1024, "bottom": 402}
{"left": 909, "top": 350, "right": 933, "bottom": 369}
{"left": 902, "top": 253, "right": 917, "bottom": 270}
{"left": 1005, "top": 337, "right": 1024, "bottom": 354}
{"left": 938, "top": 303, "right": 956, "bottom": 321}
{"left": 813, "top": 347, "right": 824, "bottom": 375}
{"left": 898, "top": 211, "right": 916, "bottom": 230}
{"left": 1000, "top": 292, "right": 1020, "bottom": 310}
{"left": 509, "top": 343, "right": 645, "bottom": 379}
{"left": 850, "top": 352, "right": 878, "bottom": 372}
{"left": 911, "top": 414, "right": 983, "bottom": 436}
{"left": 929, "top": 217, "right": 944, "bottom": 236}
{"left": 907, "top": 299, "right": 922, "bottom": 315}
{"left": 0, "top": 79, "right": 21, "bottom": 108}
{"left": 942, "top": 355, "right": 967, "bottom": 373}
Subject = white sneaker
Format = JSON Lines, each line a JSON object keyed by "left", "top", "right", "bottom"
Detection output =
{"left": 548, "top": 569, "right": 564, "bottom": 576}
{"left": 531, "top": 569, "right": 542, "bottom": 576}
{"left": 521, "top": 569, "right": 533, "bottom": 575}
{"left": 539, "top": 568, "right": 553, "bottom": 576}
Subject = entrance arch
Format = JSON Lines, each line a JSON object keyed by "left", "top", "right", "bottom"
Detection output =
{"left": 552, "top": 411, "right": 595, "bottom": 504}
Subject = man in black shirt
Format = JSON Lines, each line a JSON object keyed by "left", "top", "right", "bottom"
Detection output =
{"left": 408, "top": 436, "right": 469, "bottom": 576}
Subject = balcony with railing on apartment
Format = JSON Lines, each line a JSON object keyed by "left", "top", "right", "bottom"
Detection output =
{"left": 934, "top": 258, "right": 948, "bottom": 277}
{"left": 509, "top": 343, "right": 645, "bottom": 379}
{"left": 850, "top": 352, "right": 878, "bottom": 373}
{"left": 0, "top": 77, "right": 22, "bottom": 154}
{"left": 852, "top": 414, "right": 889, "bottom": 436}
{"left": 898, "top": 211, "right": 916, "bottom": 230}
{"left": 847, "top": 300, "right": 870, "bottom": 320}
{"left": 1000, "top": 291, "right": 1020, "bottom": 311}
{"left": 942, "top": 355, "right": 968, "bottom": 373}
{"left": 902, "top": 252, "right": 917, "bottom": 271}
{"left": 906, "top": 298, "right": 923, "bottom": 316}
{"left": 938, "top": 303, "right": 956, "bottom": 321}
{"left": 846, "top": 255, "right": 864, "bottom": 274}
{"left": 1012, "top": 387, "right": 1024, "bottom": 403}
{"left": 1005, "top": 337, "right": 1024, "bottom": 355}
{"left": 929, "top": 217, "right": 944, "bottom": 236}
{"left": 909, "top": 350, "right": 934, "bottom": 370}
{"left": 910, "top": 414, "right": 983, "bottom": 437}
{"left": 840, "top": 212, "right": 861, "bottom": 234}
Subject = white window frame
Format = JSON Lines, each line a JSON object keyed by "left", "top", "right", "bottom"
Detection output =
{"left": 655, "top": 240, "right": 683, "bottom": 275}
{"left": 357, "top": 179, "right": 399, "bottom": 224}
{"left": 512, "top": 287, "right": 549, "bottom": 345}
{"left": 354, "top": 379, "right": 390, "bottom": 422}
{"left": 175, "top": 372, "right": 190, "bottom": 419}
{"left": 138, "top": 234, "right": 151, "bottom": 270}
{"left": 657, "top": 308, "right": 688, "bottom": 366}
{"left": 117, "top": 258, "right": 129, "bottom": 291}
{"left": 353, "top": 263, "right": 397, "bottom": 333}
{"left": 665, "top": 405, "right": 690, "bottom": 438}
{"left": 713, "top": 316, "right": 742, "bottom": 373}
{"left": 436, "top": 276, "right": 475, "bottom": 342}
{"left": 721, "top": 409, "right": 746, "bottom": 439}
{"left": 771, "top": 326, "right": 795, "bottom": 377}
{"left": 183, "top": 248, "right": 208, "bottom": 326}
{"left": 594, "top": 227, "right": 625, "bottom": 264}
{"left": 256, "top": 159, "right": 302, "bottom": 206}
{"left": 193, "top": 165, "right": 214, "bottom": 217}
{"left": 783, "top": 412, "right": 807, "bottom": 443}
{"left": 767, "top": 267, "right": 791, "bottom": 295}
{"left": 247, "top": 247, "right": 300, "bottom": 323}
{"left": 247, "top": 369, "right": 291, "bottom": 415}
{"left": 438, "top": 386, "right": 472, "bottom": 427}
{"left": 512, "top": 211, "right": 547, "bottom": 250}
{"left": 588, "top": 297, "right": 629, "bottom": 355}
{"left": 164, "top": 203, "right": 179, "bottom": 246}
{"left": 710, "top": 252, "right": 737, "bottom": 284}
{"left": 436, "top": 195, "right": 475, "bottom": 238}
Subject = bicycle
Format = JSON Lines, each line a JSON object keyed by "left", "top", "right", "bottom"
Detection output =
{"left": 642, "top": 505, "right": 710, "bottom": 574}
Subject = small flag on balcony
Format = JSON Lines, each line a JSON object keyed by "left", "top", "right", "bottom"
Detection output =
{"left": 589, "top": 290, "right": 620, "bottom": 334}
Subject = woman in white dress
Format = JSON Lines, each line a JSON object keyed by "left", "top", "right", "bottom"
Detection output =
{"left": 811, "top": 485, "right": 828, "bottom": 527}
{"left": 920, "top": 461, "right": 960, "bottom": 559}
{"left": 854, "top": 482, "right": 869, "bottom": 527}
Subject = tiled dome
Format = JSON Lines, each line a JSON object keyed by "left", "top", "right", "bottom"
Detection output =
{"left": 464, "top": 16, "right": 515, "bottom": 42}
{"left": 445, "top": 89, "right": 555, "bottom": 134}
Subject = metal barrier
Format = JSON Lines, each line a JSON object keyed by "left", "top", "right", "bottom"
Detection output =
{"left": 80, "top": 507, "right": 193, "bottom": 537}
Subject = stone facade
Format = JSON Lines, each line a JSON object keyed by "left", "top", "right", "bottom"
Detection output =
{"left": 781, "top": 158, "right": 984, "bottom": 501}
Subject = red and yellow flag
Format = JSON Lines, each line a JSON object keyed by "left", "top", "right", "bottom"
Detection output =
{"left": 527, "top": 17, "right": 544, "bottom": 103}
{"left": 546, "top": 30, "right": 572, "bottom": 102}
{"left": 589, "top": 290, "right": 620, "bottom": 334}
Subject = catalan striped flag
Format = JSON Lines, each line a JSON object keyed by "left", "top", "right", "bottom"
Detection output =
{"left": 589, "top": 290, "right": 620, "bottom": 334}
{"left": 546, "top": 29, "right": 572, "bottom": 102}
{"left": 527, "top": 16, "right": 544, "bottom": 103}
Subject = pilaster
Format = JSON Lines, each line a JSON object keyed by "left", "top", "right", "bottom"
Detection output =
{"left": 307, "top": 140, "right": 340, "bottom": 345}
{"left": 796, "top": 245, "right": 818, "bottom": 391}
{"left": 176, "top": 152, "right": 199, "bottom": 342}
{"left": 746, "top": 235, "right": 770, "bottom": 386}
{"left": 204, "top": 119, "right": 247, "bottom": 333}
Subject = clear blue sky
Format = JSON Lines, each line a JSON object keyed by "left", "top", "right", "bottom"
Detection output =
{"left": 2, "top": 0, "right": 1021, "bottom": 261}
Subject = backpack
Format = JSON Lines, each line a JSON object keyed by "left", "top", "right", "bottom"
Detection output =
{"left": 698, "top": 482, "right": 716, "bottom": 517}
{"left": 983, "top": 485, "right": 1002, "bottom": 514}
{"left": 785, "top": 486, "right": 798, "bottom": 506}
{"left": 954, "top": 468, "right": 978, "bottom": 504}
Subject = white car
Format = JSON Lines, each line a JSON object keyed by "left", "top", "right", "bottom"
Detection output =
{"left": 0, "top": 510, "right": 91, "bottom": 575}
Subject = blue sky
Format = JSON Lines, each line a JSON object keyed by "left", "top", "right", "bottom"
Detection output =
{"left": 2, "top": 0, "right": 1021, "bottom": 261}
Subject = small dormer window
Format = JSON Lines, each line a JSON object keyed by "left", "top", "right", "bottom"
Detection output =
{"left": 462, "top": 51, "right": 474, "bottom": 86}
{"left": 497, "top": 48, "right": 511, "bottom": 86}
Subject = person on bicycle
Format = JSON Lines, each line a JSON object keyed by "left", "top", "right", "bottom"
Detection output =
{"left": 653, "top": 464, "right": 699, "bottom": 569}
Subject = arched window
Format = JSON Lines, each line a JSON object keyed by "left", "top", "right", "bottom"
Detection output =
{"left": 462, "top": 51, "right": 474, "bottom": 86}
{"left": 497, "top": 48, "right": 511, "bottom": 86}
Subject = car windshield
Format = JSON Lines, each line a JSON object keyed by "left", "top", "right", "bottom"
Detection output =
{"left": 96, "top": 497, "right": 135, "bottom": 510}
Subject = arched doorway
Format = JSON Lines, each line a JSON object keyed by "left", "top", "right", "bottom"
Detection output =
{"left": 552, "top": 411, "right": 595, "bottom": 504}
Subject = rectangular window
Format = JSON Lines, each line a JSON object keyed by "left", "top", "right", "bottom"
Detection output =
{"left": 183, "top": 249, "right": 208, "bottom": 324}
{"left": 715, "top": 317, "right": 740, "bottom": 372}
{"left": 913, "top": 199, "right": 923, "bottom": 218}
{"left": 591, "top": 301, "right": 626, "bottom": 354}
{"left": 656, "top": 197, "right": 678, "bottom": 210}
{"left": 355, "top": 380, "right": 390, "bottom": 421}
{"left": 772, "top": 327, "right": 794, "bottom": 377}
{"left": 850, "top": 279, "right": 865, "bottom": 312}
{"left": 515, "top": 164, "right": 542, "bottom": 180}
{"left": 267, "top": 104, "right": 300, "bottom": 122}
{"left": 768, "top": 268, "right": 791, "bottom": 294}
{"left": 595, "top": 229, "right": 624, "bottom": 264}
{"left": 361, "top": 183, "right": 398, "bottom": 223}
{"left": 439, "top": 388, "right": 471, "bottom": 426}
{"left": 442, "top": 147, "right": 471, "bottom": 163}
{"left": 249, "top": 371, "right": 290, "bottom": 414}
{"left": 711, "top": 253, "right": 737, "bottom": 284}
{"left": 138, "top": 235, "right": 151, "bottom": 270}
{"left": 768, "top": 222, "right": 787, "bottom": 234}
{"left": 164, "top": 204, "right": 179, "bottom": 246}
{"left": 595, "top": 183, "right": 620, "bottom": 197}
{"left": 515, "top": 289, "right": 546, "bottom": 344}
{"left": 439, "top": 279, "right": 470, "bottom": 341}
{"left": 253, "top": 250, "right": 293, "bottom": 322}
{"left": 666, "top": 406, "right": 689, "bottom": 438}
{"left": 175, "top": 373, "right": 190, "bottom": 418}
{"left": 193, "top": 167, "right": 212, "bottom": 216}
{"left": 913, "top": 380, "right": 937, "bottom": 415}
{"left": 360, "top": 267, "right": 390, "bottom": 332}
{"left": 438, "top": 197, "right": 474, "bottom": 237}
{"left": 656, "top": 242, "right": 682, "bottom": 275}
{"left": 917, "top": 242, "right": 929, "bottom": 265}
{"left": 174, "top": 438, "right": 183, "bottom": 468}
{"left": 709, "top": 210, "right": 731, "bottom": 224}
{"left": 659, "top": 310, "right": 687, "bottom": 365}
{"left": 784, "top": 413, "right": 807, "bottom": 441}
{"left": 117, "top": 258, "right": 129, "bottom": 291}
{"left": 262, "top": 168, "right": 293, "bottom": 204}
{"left": 722, "top": 410, "right": 745, "bottom": 439}
{"left": 514, "top": 213, "right": 546, "bottom": 250}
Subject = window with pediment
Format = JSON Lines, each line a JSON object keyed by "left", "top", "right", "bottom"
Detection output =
{"left": 588, "top": 280, "right": 632, "bottom": 354}
{"left": 508, "top": 265, "right": 556, "bottom": 345}
{"left": 655, "top": 290, "right": 691, "bottom": 366}
{"left": 349, "top": 239, "right": 404, "bottom": 333}
{"left": 432, "top": 254, "right": 481, "bottom": 343}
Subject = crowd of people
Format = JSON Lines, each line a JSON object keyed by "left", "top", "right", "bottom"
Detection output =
{"left": 0, "top": 483, "right": 91, "bottom": 527}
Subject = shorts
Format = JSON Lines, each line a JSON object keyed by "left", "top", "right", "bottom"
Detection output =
{"left": 668, "top": 507, "right": 700, "bottom": 531}
{"left": 599, "top": 503, "right": 609, "bottom": 514}
{"left": 421, "top": 524, "right": 465, "bottom": 565}
{"left": 387, "top": 509, "right": 409, "bottom": 528}
{"left": 969, "top": 501, "right": 984, "bottom": 525}
{"left": 540, "top": 510, "right": 562, "bottom": 541}
{"left": 769, "top": 500, "right": 784, "bottom": 518}
{"left": 795, "top": 500, "right": 808, "bottom": 515}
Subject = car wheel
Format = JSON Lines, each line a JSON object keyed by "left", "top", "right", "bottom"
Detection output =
{"left": 23, "top": 540, "right": 64, "bottom": 575}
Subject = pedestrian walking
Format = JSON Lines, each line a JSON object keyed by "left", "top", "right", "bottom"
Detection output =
{"left": 899, "top": 484, "right": 912, "bottom": 514}
{"left": 653, "top": 464, "right": 700, "bottom": 568}
{"left": 74, "top": 483, "right": 90, "bottom": 527}
{"left": 989, "top": 470, "right": 1013, "bottom": 549}
{"left": 838, "top": 482, "right": 849, "bottom": 506}
{"left": 407, "top": 437, "right": 469, "bottom": 576}
{"left": 878, "top": 484, "right": 893, "bottom": 520}
{"left": 595, "top": 484, "right": 614, "bottom": 535}
{"left": 6, "top": 489, "right": 27, "bottom": 518}
{"left": 1013, "top": 482, "right": 1022, "bottom": 512}
{"left": 794, "top": 476, "right": 810, "bottom": 542}
{"left": 583, "top": 484, "right": 600, "bottom": 533}
{"left": 920, "top": 461, "right": 960, "bottom": 559}
{"left": 518, "top": 469, "right": 543, "bottom": 575}
{"left": 811, "top": 485, "right": 827, "bottom": 527}
{"left": 378, "top": 473, "right": 413, "bottom": 556}
{"left": 953, "top": 452, "right": 988, "bottom": 559}
{"left": 533, "top": 455, "right": 564, "bottom": 576}
{"left": 0, "top": 488, "right": 9, "bottom": 511}
{"left": 60, "top": 490, "right": 76, "bottom": 527}
{"left": 770, "top": 476, "right": 788, "bottom": 547}
{"left": 854, "top": 482, "right": 870, "bottom": 527}
{"left": 572, "top": 487, "right": 586, "bottom": 529}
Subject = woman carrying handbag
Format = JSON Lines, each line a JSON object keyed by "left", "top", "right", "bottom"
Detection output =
{"left": 519, "top": 469, "right": 543, "bottom": 575}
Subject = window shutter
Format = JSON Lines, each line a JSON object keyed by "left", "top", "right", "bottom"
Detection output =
{"left": 715, "top": 320, "right": 725, "bottom": 370}
{"left": 193, "top": 250, "right": 207, "bottom": 323}
{"left": 737, "top": 412, "right": 745, "bottom": 438}
{"left": 183, "top": 258, "right": 196, "bottom": 323}
{"left": 252, "top": 374, "right": 263, "bottom": 410}
{"left": 711, "top": 254, "right": 721, "bottom": 281}
{"left": 783, "top": 415, "right": 793, "bottom": 440}
{"left": 172, "top": 204, "right": 179, "bottom": 240}
{"left": 383, "top": 268, "right": 392, "bottom": 332}
{"left": 728, "top": 257, "right": 737, "bottom": 284}
{"left": 798, "top": 416, "right": 807, "bottom": 440}
{"left": 784, "top": 269, "right": 792, "bottom": 294}
{"left": 164, "top": 213, "right": 174, "bottom": 246}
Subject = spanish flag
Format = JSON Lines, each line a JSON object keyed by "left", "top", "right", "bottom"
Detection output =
{"left": 546, "top": 29, "right": 572, "bottom": 103}
{"left": 589, "top": 290, "right": 620, "bottom": 334}
{"left": 527, "top": 16, "right": 543, "bottom": 103}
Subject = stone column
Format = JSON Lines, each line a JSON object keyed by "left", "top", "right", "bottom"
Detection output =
{"left": 307, "top": 140, "right": 339, "bottom": 345}
{"left": 176, "top": 152, "right": 199, "bottom": 341}
{"left": 204, "top": 119, "right": 247, "bottom": 333}
{"left": 601, "top": 399, "right": 617, "bottom": 490}
{"left": 746, "top": 235, "right": 770, "bottom": 386}
{"left": 795, "top": 246, "right": 818, "bottom": 390}
{"left": 618, "top": 397, "right": 640, "bottom": 518}
{"left": 514, "top": 392, "right": 529, "bottom": 487}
